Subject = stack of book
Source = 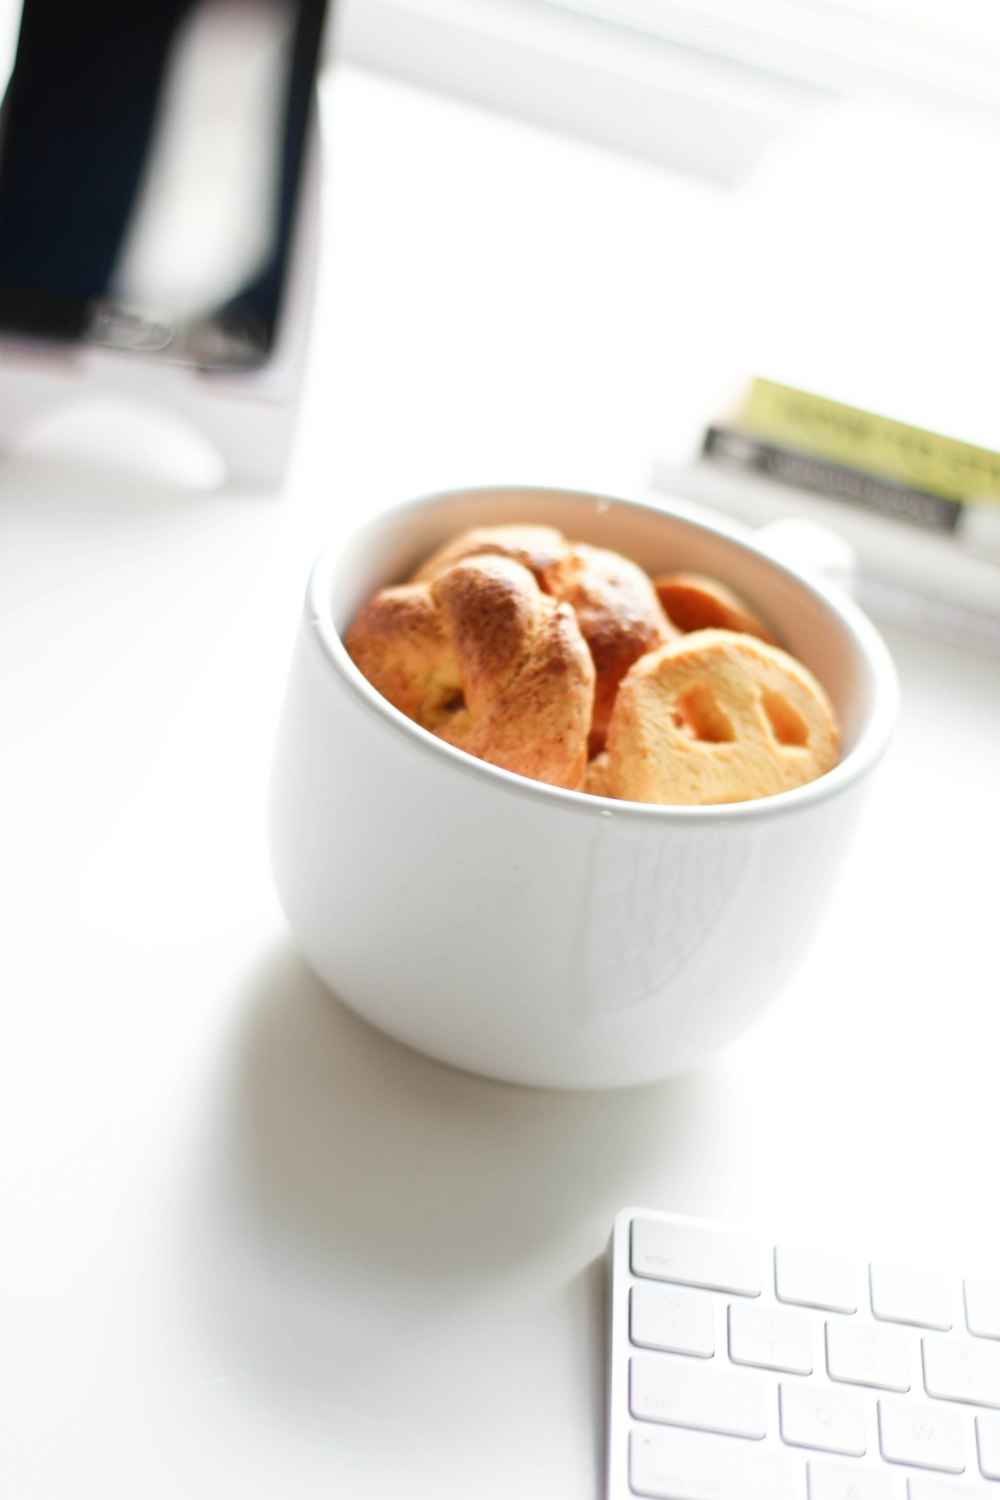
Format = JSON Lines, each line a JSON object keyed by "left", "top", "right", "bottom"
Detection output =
{"left": 651, "top": 378, "right": 1000, "bottom": 652}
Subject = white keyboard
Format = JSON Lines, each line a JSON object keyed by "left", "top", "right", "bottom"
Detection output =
{"left": 607, "top": 1209, "right": 1000, "bottom": 1499}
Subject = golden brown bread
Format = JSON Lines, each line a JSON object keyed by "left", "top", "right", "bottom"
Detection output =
{"left": 583, "top": 750, "right": 614, "bottom": 799}
{"left": 413, "top": 525, "right": 673, "bottom": 755}
{"left": 348, "top": 521, "right": 840, "bottom": 803}
{"left": 653, "top": 571, "right": 775, "bottom": 642}
{"left": 345, "top": 555, "right": 595, "bottom": 789}
{"left": 598, "top": 629, "right": 839, "bottom": 805}
{"left": 543, "top": 543, "right": 674, "bottom": 755}
{"left": 412, "top": 523, "right": 570, "bottom": 586}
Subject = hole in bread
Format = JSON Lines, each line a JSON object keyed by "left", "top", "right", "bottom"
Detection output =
{"left": 671, "top": 685, "right": 735, "bottom": 743}
{"left": 761, "top": 689, "right": 808, "bottom": 747}
{"left": 418, "top": 684, "right": 467, "bottom": 729}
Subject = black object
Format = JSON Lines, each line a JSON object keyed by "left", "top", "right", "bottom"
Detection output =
{"left": 702, "top": 425, "right": 963, "bottom": 535}
{"left": 0, "top": 0, "right": 329, "bottom": 367}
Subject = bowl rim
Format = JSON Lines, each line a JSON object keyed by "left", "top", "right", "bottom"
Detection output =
{"left": 304, "top": 484, "right": 899, "bottom": 824}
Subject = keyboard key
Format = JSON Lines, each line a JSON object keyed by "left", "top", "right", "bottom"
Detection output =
{"left": 965, "top": 1276, "right": 1000, "bottom": 1340}
{"left": 877, "top": 1396, "right": 964, "bottom": 1472}
{"left": 870, "top": 1263, "right": 954, "bottom": 1331}
{"left": 922, "top": 1333, "right": 1000, "bottom": 1408}
{"left": 631, "top": 1218, "right": 762, "bottom": 1296}
{"left": 807, "top": 1458, "right": 895, "bottom": 1500}
{"left": 629, "top": 1352, "right": 767, "bottom": 1439}
{"left": 728, "top": 1299, "right": 813, "bottom": 1374}
{"left": 630, "top": 1282, "right": 715, "bottom": 1358}
{"left": 629, "top": 1424, "right": 795, "bottom": 1500}
{"left": 826, "top": 1318, "right": 911, "bottom": 1392}
{"left": 906, "top": 1480, "right": 976, "bottom": 1500}
{"left": 779, "top": 1380, "right": 866, "bottom": 1456}
{"left": 977, "top": 1411, "right": 1000, "bottom": 1478}
{"left": 776, "top": 1244, "right": 859, "bottom": 1314}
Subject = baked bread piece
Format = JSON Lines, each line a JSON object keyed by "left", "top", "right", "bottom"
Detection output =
{"left": 414, "top": 524, "right": 673, "bottom": 755}
{"left": 345, "top": 554, "right": 595, "bottom": 789}
{"left": 583, "top": 751, "right": 614, "bottom": 799}
{"left": 653, "top": 571, "right": 774, "bottom": 642}
{"left": 412, "top": 523, "right": 571, "bottom": 586}
{"left": 599, "top": 629, "right": 839, "bottom": 805}
{"left": 543, "top": 543, "right": 674, "bottom": 755}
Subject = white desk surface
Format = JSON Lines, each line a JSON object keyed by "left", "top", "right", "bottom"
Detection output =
{"left": 2, "top": 63, "right": 999, "bottom": 1500}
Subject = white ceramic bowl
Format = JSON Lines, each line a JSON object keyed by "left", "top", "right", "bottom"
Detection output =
{"left": 268, "top": 486, "right": 897, "bottom": 1089}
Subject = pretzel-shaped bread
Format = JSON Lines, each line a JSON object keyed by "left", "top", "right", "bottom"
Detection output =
{"left": 413, "top": 523, "right": 570, "bottom": 586}
{"left": 598, "top": 629, "right": 839, "bottom": 805}
{"left": 414, "top": 524, "right": 673, "bottom": 754}
{"left": 653, "top": 571, "right": 774, "bottom": 642}
{"left": 345, "top": 554, "right": 595, "bottom": 789}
